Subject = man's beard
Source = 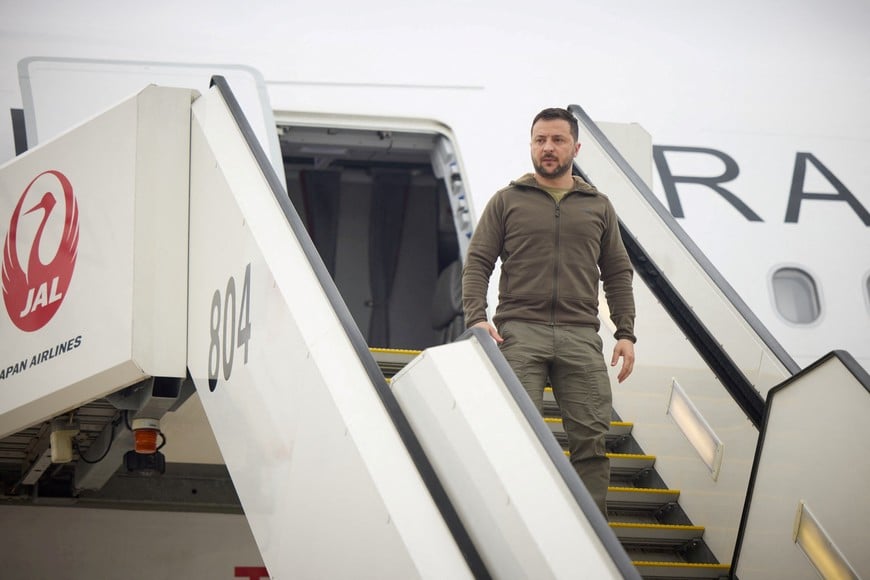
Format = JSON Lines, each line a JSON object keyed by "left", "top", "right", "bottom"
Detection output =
{"left": 533, "top": 157, "right": 572, "bottom": 179}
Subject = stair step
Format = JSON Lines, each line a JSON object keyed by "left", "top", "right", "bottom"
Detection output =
{"left": 545, "top": 416, "right": 633, "bottom": 437}
{"left": 609, "top": 453, "right": 656, "bottom": 474}
{"left": 607, "top": 486, "right": 680, "bottom": 510}
{"left": 561, "top": 451, "right": 656, "bottom": 475}
{"left": 372, "top": 347, "right": 419, "bottom": 376}
{"left": 610, "top": 522, "right": 704, "bottom": 545}
{"left": 630, "top": 561, "right": 730, "bottom": 579}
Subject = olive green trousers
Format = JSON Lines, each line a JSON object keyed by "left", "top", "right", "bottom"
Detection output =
{"left": 498, "top": 320, "right": 612, "bottom": 516}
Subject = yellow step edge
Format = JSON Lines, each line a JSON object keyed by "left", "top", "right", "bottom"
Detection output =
{"left": 610, "top": 522, "right": 704, "bottom": 532}
{"left": 563, "top": 451, "right": 656, "bottom": 460}
{"left": 632, "top": 561, "right": 730, "bottom": 570}
{"left": 608, "top": 453, "right": 656, "bottom": 460}
{"left": 544, "top": 417, "right": 633, "bottom": 428}
{"left": 370, "top": 347, "right": 421, "bottom": 356}
{"left": 608, "top": 486, "right": 680, "bottom": 495}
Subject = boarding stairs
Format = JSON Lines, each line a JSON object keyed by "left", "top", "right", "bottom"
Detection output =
{"left": 0, "top": 80, "right": 646, "bottom": 579}
{"left": 374, "top": 347, "right": 730, "bottom": 580}
{"left": 5, "top": 78, "right": 865, "bottom": 579}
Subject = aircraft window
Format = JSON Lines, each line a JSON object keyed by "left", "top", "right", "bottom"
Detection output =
{"left": 771, "top": 268, "right": 820, "bottom": 324}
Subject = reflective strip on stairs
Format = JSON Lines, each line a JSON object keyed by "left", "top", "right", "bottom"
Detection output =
{"left": 631, "top": 561, "right": 731, "bottom": 579}
{"left": 546, "top": 416, "right": 633, "bottom": 436}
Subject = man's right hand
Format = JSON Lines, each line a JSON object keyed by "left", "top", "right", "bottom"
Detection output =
{"left": 471, "top": 320, "right": 504, "bottom": 343}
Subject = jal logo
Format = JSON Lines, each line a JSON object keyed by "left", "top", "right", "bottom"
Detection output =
{"left": 2, "top": 170, "right": 79, "bottom": 332}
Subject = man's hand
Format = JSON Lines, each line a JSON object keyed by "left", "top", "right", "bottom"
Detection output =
{"left": 471, "top": 320, "right": 503, "bottom": 343}
{"left": 611, "top": 338, "right": 635, "bottom": 383}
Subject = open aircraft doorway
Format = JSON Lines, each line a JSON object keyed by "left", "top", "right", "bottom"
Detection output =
{"left": 276, "top": 117, "right": 473, "bottom": 350}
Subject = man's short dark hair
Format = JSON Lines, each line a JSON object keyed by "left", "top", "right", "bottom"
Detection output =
{"left": 532, "top": 108, "right": 579, "bottom": 142}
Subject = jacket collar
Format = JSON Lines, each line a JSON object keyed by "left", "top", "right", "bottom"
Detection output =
{"left": 512, "top": 173, "right": 598, "bottom": 195}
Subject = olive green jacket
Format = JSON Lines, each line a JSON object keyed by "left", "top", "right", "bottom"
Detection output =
{"left": 462, "top": 173, "right": 636, "bottom": 342}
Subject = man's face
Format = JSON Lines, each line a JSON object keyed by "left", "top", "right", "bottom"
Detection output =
{"left": 530, "top": 119, "right": 580, "bottom": 180}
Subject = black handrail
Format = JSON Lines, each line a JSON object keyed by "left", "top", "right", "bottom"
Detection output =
{"left": 618, "top": 220, "right": 765, "bottom": 427}
{"left": 568, "top": 103, "right": 800, "bottom": 428}
{"left": 209, "top": 75, "right": 490, "bottom": 579}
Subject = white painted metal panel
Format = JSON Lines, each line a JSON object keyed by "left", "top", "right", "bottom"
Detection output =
{"left": 186, "top": 85, "right": 472, "bottom": 579}
{"left": 390, "top": 336, "right": 624, "bottom": 579}
{"left": 130, "top": 86, "right": 192, "bottom": 377}
{"left": 735, "top": 355, "right": 870, "bottom": 579}
{"left": 0, "top": 86, "right": 192, "bottom": 437}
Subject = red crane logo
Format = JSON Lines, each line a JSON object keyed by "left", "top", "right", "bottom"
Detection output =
{"left": 2, "top": 170, "right": 79, "bottom": 332}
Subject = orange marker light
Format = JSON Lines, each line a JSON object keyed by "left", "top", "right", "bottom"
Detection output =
{"left": 131, "top": 418, "right": 161, "bottom": 454}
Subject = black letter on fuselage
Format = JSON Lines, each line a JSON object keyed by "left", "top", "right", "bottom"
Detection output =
{"left": 785, "top": 153, "right": 870, "bottom": 224}
{"left": 653, "top": 146, "right": 763, "bottom": 221}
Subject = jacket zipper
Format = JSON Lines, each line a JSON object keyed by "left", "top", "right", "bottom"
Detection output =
{"left": 551, "top": 202, "right": 560, "bottom": 325}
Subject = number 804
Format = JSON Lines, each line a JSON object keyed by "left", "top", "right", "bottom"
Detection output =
{"left": 208, "top": 263, "right": 252, "bottom": 391}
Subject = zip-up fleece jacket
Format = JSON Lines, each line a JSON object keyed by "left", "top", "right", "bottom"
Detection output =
{"left": 462, "top": 173, "right": 636, "bottom": 342}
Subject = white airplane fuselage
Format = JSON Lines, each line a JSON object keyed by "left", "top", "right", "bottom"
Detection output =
{"left": 1, "top": 0, "right": 866, "bottom": 371}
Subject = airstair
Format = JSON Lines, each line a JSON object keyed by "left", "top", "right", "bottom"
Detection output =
{"left": 0, "top": 79, "right": 636, "bottom": 579}
{"left": 375, "top": 346, "right": 730, "bottom": 580}
{"left": 2, "top": 77, "right": 867, "bottom": 579}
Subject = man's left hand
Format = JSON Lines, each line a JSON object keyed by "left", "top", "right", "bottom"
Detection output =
{"left": 611, "top": 338, "right": 635, "bottom": 383}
